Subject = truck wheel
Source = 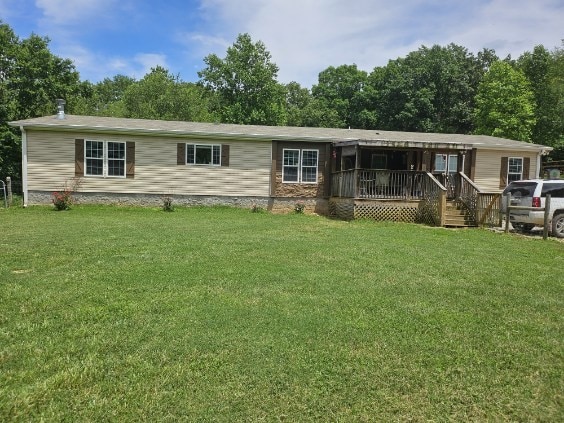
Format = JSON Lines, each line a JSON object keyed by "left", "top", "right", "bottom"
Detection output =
{"left": 552, "top": 214, "right": 564, "bottom": 238}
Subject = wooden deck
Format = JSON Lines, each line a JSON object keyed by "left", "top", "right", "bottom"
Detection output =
{"left": 330, "top": 169, "right": 502, "bottom": 227}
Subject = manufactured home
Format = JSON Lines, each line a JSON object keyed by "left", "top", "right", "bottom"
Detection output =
{"left": 10, "top": 114, "right": 552, "bottom": 226}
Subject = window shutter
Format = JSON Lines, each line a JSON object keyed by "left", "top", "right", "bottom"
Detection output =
{"left": 221, "top": 144, "right": 230, "bottom": 167}
{"left": 499, "top": 156, "right": 508, "bottom": 188}
{"left": 75, "top": 139, "right": 84, "bottom": 176}
{"left": 177, "top": 143, "right": 185, "bottom": 165}
{"left": 126, "top": 142, "right": 135, "bottom": 178}
{"left": 523, "top": 157, "right": 530, "bottom": 179}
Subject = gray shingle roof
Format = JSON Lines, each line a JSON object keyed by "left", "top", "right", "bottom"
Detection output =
{"left": 9, "top": 114, "right": 552, "bottom": 153}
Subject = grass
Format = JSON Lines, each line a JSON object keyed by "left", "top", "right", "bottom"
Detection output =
{"left": 1, "top": 205, "right": 563, "bottom": 421}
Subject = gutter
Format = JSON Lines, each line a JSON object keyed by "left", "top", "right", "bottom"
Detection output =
{"left": 11, "top": 122, "right": 349, "bottom": 143}
{"left": 20, "top": 126, "right": 28, "bottom": 207}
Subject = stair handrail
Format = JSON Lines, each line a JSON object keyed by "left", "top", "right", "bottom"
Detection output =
{"left": 418, "top": 172, "right": 447, "bottom": 226}
{"left": 459, "top": 172, "right": 481, "bottom": 192}
{"left": 457, "top": 172, "right": 503, "bottom": 227}
{"left": 457, "top": 172, "right": 479, "bottom": 226}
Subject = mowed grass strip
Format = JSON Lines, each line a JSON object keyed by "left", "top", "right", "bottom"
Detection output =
{"left": 1, "top": 205, "right": 562, "bottom": 421}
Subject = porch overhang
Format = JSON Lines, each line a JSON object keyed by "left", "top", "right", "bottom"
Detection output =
{"left": 334, "top": 139, "right": 473, "bottom": 151}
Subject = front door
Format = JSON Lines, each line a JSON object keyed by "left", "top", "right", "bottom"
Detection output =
{"left": 434, "top": 154, "right": 458, "bottom": 198}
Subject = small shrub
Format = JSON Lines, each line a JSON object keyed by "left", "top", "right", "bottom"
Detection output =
{"left": 51, "top": 178, "right": 82, "bottom": 211}
{"left": 162, "top": 196, "right": 174, "bottom": 212}
{"left": 52, "top": 189, "right": 73, "bottom": 210}
{"left": 251, "top": 203, "right": 264, "bottom": 213}
{"left": 294, "top": 201, "right": 306, "bottom": 214}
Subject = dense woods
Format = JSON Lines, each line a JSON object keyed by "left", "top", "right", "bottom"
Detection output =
{"left": 1, "top": 21, "right": 563, "bottom": 181}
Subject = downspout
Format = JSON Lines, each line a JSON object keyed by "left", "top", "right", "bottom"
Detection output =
{"left": 20, "top": 126, "right": 28, "bottom": 207}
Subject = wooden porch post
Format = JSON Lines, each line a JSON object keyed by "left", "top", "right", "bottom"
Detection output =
{"left": 354, "top": 144, "right": 361, "bottom": 198}
{"left": 439, "top": 190, "right": 447, "bottom": 226}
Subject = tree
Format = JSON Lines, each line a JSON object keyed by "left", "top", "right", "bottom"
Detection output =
{"left": 311, "top": 64, "right": 368, "bottom": 128}
{"left": 123, "top": 66, "right": 215, "bottom": 122}
{"left": 198, "top": 33, "right": 286, "bottom": 126}
{"left": 474, "top": 61, "right": 536, "bottom": 141}
{"left": 366, "top": 44, "right": 493, "bottom": 133}
{"left": 0, "top": 21, "right": 82, "bottom": 180}
{"left": 518, "top": 45, "right": 564, "bottom": 154}
{"left": 282, "top": 81, "right": 341, "bottom": 128}
{"left": 547, "top": 43, "right": 564, "bottom": 158}
{"left": 74, "top": 74, "right": 136, "bottom": 117}
{"left": 284, "top": 82, "right": 312, "bottom": 127}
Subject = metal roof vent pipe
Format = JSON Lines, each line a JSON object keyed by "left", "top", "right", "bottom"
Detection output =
{"left": 56, "top": 99, "right": 66, "bottom": 120}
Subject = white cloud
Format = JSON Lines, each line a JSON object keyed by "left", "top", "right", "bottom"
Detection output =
{"left": 195, "top": 0, "right": 564, "bottom": 87}
{"left": 35, "top": 0, "right": 119, "bottom": 26}
{"left": 54, "top": 40, "right": 169, "bottom": 82}
{"left": 133, "top": 53, "right": 169, "bottom": 77}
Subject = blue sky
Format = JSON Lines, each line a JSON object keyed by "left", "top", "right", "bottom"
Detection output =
{"left": 1, "top": 0, "right": 563, "bottom": 88}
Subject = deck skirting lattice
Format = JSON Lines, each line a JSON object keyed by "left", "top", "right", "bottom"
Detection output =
{"left": 330, "top": 197, "right": 438, "bottom": 225}
{"left": 354, "top": 202, "right": 419, "bottom": 222}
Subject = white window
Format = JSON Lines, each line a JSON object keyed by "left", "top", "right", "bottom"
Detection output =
{"left": 85, "top": 140, "right": 125, "bottom": 177}
{"left": 186, "top": 144, "right": 221, "bottom": 166}
{"left": 435, "top": 154, "right": 458, "bottom": 173}
{"left": 508, "top": 157, "right": 523, "bottom": 182}
{"left": 283, "top": 149, "right": 318, "bottom": 183}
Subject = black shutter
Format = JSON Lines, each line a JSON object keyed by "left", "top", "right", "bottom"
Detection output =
{"left": 500, "top": 157, "right": 508, "bottom": 188}
{"left": 75, "top": 139, "right": 84, "bottom": 176}
{"left": 221, "top": 144, "right": 229, "bottom": 167}
{"left": 523, "top": 157, "right": 530, "bottom": 180}
{"left": 126, "top": 142, "right": 135, "bottom": 178}
{"left": 177, "top": 143, "right": 186, "bottom": 165}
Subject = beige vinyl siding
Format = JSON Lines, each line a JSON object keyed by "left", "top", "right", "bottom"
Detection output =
{"left": 26, "top": 130, "right": 271, "bottom": 196}
{"left": 473, "top": 149, "right": 538, "bottom": 191}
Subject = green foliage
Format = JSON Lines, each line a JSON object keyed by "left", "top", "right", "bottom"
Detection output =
{"left": 312, "top": 64, "right": 368, "bottom": 128}
{"left": 162, "top": 195, "right": 174, "bottom": 212}
{"left": 51, "top": 189, "right": 73, "bottom": 211}
{"left": 250, "top": 202, "right": 264, "bottom": 213}
{"left": 294, "top": 201, "right": 305, "bottom": 214}
{"left": 474, "top": 61, "right": 536, "bottom": 141}
{"left": 0, "top": 21, "right": 82, "bottom": 180}
{"left": 517, "top": 45, "right": 564, "bottom": 148}
{"left": 367, "top": 44, "right": 493, "bottom": 133}
{"left": 124, "top": 66, "right": 215, "bottom": 122}
{"left": 73, "top": 75, "right": 135, "bottom": 117}
{"left": 284, "top": 82, "right": 343, "bottom": 128}
{"left": 0, "top": 129, "right": 21, "bottom": 180}
{"left": 198, "top": 33, "right": 286, "bottom": 126}
{"left": 0, "top": 206, "right": 562, "bottom": 420}
{"left": 50, "top": 178, "right": 81, "bottom": 210}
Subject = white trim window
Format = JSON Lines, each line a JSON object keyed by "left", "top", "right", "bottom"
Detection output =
{"left": 508, "top": 157, "right": 523, "bottom": 182}
{"left": 435, "top": 154, "right": 458, "bottom": 173}
{"left": 186, "top": 144, "right": 221, "bottom": 166}
{"left": 85, "top": 140, "right": 126, "bottom": 177}
{"left": 283, "top": 149, "right": 319, "bottom": 183}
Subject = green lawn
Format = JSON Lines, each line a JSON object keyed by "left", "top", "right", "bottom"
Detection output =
{"left": 1, "top": 205, "right": 563, "bottom": 421}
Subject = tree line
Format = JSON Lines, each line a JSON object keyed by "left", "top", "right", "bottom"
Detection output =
{"left": 1, "top": 22, "right": 563, "bottom": 181}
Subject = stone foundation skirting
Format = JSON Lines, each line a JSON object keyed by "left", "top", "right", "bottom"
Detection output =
{"left": 28, "top": 190, "right": 329, "bottom": 215}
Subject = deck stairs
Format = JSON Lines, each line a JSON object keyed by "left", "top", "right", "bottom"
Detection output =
{"left": 444, "top": 200, "right": 477, "bottom": 228}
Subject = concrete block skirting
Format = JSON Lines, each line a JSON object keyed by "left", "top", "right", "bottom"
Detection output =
{"left": 27, "top": 190, "right": 329, "bottom": 215}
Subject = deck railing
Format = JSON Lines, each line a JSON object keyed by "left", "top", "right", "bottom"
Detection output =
{"left": 331, "top": 169, "right": 431, "bottom": 200}
{"left": 476, "top": 193, "right": 502, "bottom": 226}
{"left": 418, "top": 172, "right": 447, "bottom": 226}
{"left": 331, "top": 169, "right": 447, "bottom": 225}
{"left": 458, "top": 172, "right": 502, "bottom": 226}
{"left": 458, "top": 173, "right": 479, "bottom": 226}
